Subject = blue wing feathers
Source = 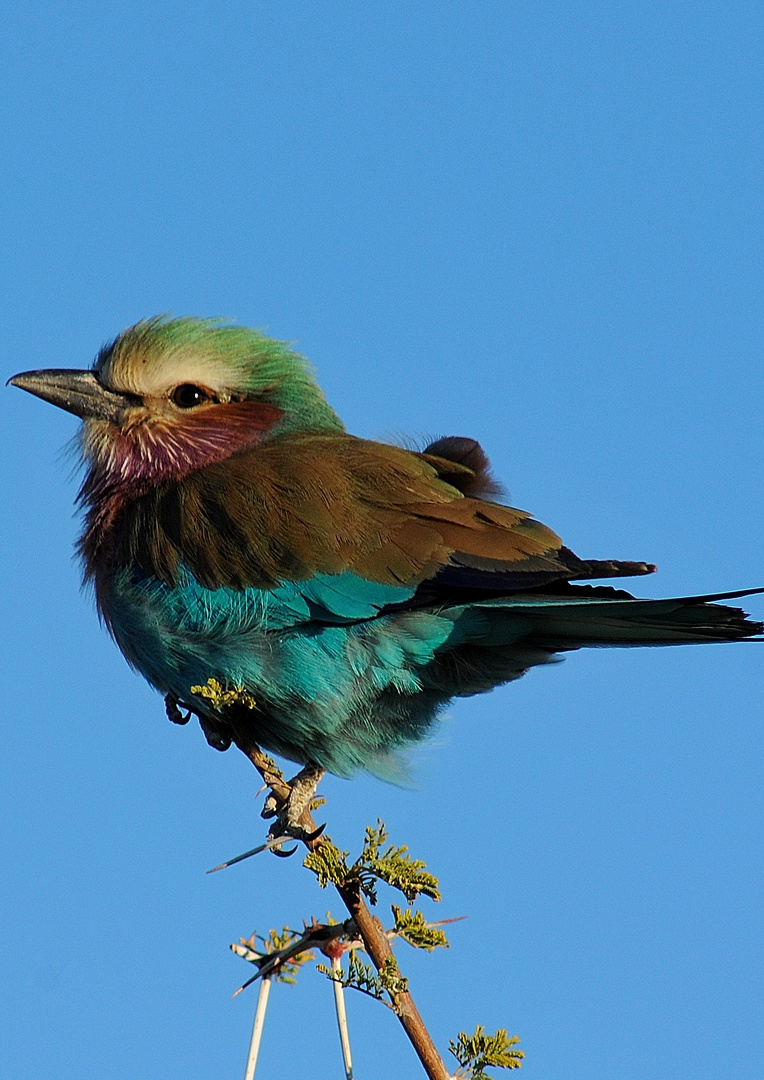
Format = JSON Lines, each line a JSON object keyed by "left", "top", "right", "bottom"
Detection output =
{"left": 103, "top": 563, "right": 762, "bottom": 776}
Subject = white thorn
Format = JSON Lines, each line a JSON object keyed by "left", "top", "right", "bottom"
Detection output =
{"left": 332, "top": 955, "right": 354, "bottom": 1080}
{"left": 243, "top": 975, "right": 272, "bottom": 1080}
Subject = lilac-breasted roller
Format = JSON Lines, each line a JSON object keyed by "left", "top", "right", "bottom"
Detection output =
{"left": 9, "top": 317, "right": 762, "bottom": 826}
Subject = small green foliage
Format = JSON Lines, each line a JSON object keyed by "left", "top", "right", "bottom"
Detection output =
{"left": 378, "top": 955, "right": 409, "bottom": 999}
{"left": 303, "top": 841, "right": 351, "bottom": 889}
{"left": 230, "top": 927, "right": 312, "bottom": 985}
{"left": 303, "top": 823, "right": 440, "bottom": 906}
{"left": 263, "top": 926, "right": 304, "bottom": 959}
{"left": 318, "top": 951, "right": 409, "bottom": 1007}
{"left": 449, "top": 1026, "right": 524, "bottom": 1076}
{"left": 190, "top": 677, "right": 256, "bottom": 711}
{"left": 391, "top": 905, "right": 450, "bottom": 951}
{"left": 354, "top": 821, "right": 441, "bottom": 905}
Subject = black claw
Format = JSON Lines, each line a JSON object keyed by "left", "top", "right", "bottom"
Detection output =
{"left": 206, "top": 732, "right": 232, "bottom": 751}
{"left": 272, "top": 843, "right": 298, "bottom": 858}
{"left": 165, "top": 696, "right": 191, "bottom": 725}
{"left": 198, "top": 714, "right": 232, "bottom": 751}
{"left": 268, "top": 820, "right": 325, "bottom": 846}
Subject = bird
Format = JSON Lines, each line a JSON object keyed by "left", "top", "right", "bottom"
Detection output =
{"left": 8, "top": 315, "right": 762, "bottom": 829}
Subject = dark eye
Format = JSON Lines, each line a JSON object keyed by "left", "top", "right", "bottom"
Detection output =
{"left": 171, "top": 384, "right": 210, "bottom": 409}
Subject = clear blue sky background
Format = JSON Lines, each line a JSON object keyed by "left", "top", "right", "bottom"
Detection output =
{"left": 1, "top": 4, "right": 762, "bottom": 1078}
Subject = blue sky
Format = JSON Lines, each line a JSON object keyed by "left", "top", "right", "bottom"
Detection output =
{"left": 1, "top": 3, "right": 763, "bottom": 1078}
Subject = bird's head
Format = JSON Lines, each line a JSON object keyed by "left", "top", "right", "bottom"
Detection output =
{"left": 8, "top": 316, "right": 344, "bottom": 492}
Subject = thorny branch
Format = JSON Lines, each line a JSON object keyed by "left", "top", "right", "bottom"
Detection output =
{"left": 180, "top": 684, "right": 520, "bottom": 1078}
{"left": 225, "top": 717, "right": 452, "bottom": 1080}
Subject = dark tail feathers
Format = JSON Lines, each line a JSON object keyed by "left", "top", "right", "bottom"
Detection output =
{"left": 516, "top": 586, "right": 764, "bottom": 648}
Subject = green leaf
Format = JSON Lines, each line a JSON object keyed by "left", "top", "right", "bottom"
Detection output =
{"left": 391, "top": 905, "right": 450, "bottom": 951}
{"left": 318, "top": 951, "right": 408, "bottom": 1008}
{"left": 303, "top": 841, "right": 350, "bottom": 888}
{"left": 449, "top": 1025, "right": 524, "bottom": 1076}
{"left": 355, "top": 821, "right": 441, "bottom": 904}
{"left": 230, "top": 927, "right": 313, "bottom": 985}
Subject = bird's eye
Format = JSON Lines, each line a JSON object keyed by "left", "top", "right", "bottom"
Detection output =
{"left": 171, "top": 384, "right": 210, "bottom": 409}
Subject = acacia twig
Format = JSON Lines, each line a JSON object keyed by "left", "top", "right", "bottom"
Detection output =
{"left": 227, "top": 722, "right": 451, "bottom": 1080}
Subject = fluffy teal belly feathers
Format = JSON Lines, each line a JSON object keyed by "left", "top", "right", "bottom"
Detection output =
{"left": 9, "top": 317, "right": 762, "bottom": 781}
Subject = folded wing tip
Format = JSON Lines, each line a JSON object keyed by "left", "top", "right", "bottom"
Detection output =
{"left": 574, "top": 558, "right": 658, "bottom": 580}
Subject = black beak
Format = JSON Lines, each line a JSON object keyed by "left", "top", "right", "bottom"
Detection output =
{"left": 6, "top": 369, "right": 139, "bottom": 424}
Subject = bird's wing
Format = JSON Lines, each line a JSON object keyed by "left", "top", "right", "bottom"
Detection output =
{"left": 116, "top": 433, "right": 649, "bottom": 622}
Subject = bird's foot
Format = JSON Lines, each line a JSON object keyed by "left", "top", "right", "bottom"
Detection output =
{"left": 197, "top": 713, "right": 232, "bottom": 752}
{"left": 262, "top": 762, "right": 326, "bottom": 844}
{"left": 205, "top": 762, "right": 326, "bottom": 871}
{"left": 165, "top": 693, "right": 233, "bottom": 751}
{"left": 165, "top": 694, "right": 192, "bottom": 725}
